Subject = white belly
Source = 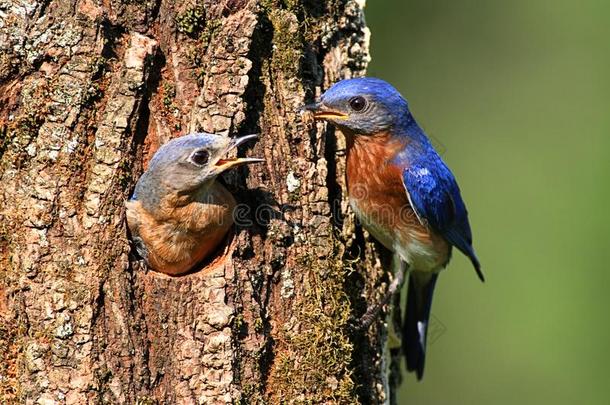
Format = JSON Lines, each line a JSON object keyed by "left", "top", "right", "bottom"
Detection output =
{"left": 350, "top": 197, "right": 445, "bottom": 273}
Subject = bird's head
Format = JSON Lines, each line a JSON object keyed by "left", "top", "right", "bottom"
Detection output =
{"left": 302, "top": 77, "right": 410, "bottom": 135}
{"left": 134, "top": 133, "right": 263, "bottom": 203}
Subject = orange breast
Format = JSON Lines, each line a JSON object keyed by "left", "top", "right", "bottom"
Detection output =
{"left": 126, "top": 182, "right": 235, "bottom": 276}
{"left": 344, "top": 131, "right": 449, "bottom": 270}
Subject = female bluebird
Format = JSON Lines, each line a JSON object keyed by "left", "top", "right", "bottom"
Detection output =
{"left": 126, "top": 133, "right": 263, "bottom": 276}
{"left": 304, "top": 77, "right": 483, "bottom": 379}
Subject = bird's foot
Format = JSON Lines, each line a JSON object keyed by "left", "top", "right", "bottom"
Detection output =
{"left": 347, "top": 316, "right": 365, "bottom": 333}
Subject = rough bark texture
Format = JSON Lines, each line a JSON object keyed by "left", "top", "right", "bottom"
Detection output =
{"left": 0, "top": 0, "right": 399, "bottom": 403}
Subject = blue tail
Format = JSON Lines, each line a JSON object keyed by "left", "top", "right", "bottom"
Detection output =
{"left": 403, "top": 271, "right": 438, "bottom": 380}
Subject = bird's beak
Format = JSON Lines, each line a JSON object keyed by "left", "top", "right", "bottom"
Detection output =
{"left": 300, "top": 102, "right": 349, "bottom": 120}
{"left": 214, "top": 133, "right": 265, "bottom": 171}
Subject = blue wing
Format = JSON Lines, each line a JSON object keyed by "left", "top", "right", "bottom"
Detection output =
{"left": 401, "top": 155, "right": 484, "bottom": 281}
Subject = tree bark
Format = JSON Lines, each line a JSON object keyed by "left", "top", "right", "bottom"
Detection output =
{"left": 0, "top": 0, "right": 399, "bottom": 403}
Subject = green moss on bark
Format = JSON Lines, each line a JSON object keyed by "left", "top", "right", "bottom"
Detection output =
{"left": 176, "top": 4, "right": 206, "bottom": 37}
{"left": 268, "top": 9, "right": 303, "bottom": 77}
{"left": 269, "top": 239, "right": 356, "bottom": 403}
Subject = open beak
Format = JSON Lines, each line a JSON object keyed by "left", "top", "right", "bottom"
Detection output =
{"left": 214, "top": 133, "right": 265, "bottom": 171}
{"left": 300, "top": 102, "right": 348, "bottom": 120}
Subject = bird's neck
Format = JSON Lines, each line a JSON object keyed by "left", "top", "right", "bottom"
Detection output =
{"left": 345, "top": 130, "right": 405, "bottom": 156}
{"left": 146, "top": 180, "right": 236, "bottom": 222}
{"left": 344, "top": 130, "right": 408, "bottom": 196}
{"left": 188, "top": 180, "right": 230, "bottom": 205}
{"left": 397, "top": 114, "right": 431, "bottom": 147}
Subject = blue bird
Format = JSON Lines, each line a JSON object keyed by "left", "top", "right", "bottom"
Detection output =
{"left": 303, "top": 77, "right": 483, "bottom": 379}
{"left": 126, "top": 133, "right": 263, "bottom": 276}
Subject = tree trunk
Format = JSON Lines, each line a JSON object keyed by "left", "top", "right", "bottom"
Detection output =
{"left": 0, "top": 0, "right": 399, "bottom": 403}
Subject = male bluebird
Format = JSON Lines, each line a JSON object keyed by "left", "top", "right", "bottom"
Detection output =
{"left": 126, "top": 133, "right": 263, "bottom": 276}
{"left": 303, "top": 77, "right": 483, "bottom": 379}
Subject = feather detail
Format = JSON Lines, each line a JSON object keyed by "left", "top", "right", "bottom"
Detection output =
{"left": 125, "top": 182, "right": 235, "bottom": 275}
{"left": 344, "top": 130, "right": 450, "bottom": 272}
{"left": 399, "top": 150, "right": 484, "bottom": 281}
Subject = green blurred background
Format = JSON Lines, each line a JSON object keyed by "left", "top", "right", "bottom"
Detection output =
{"left": 365, "top": 1, "right": 610, "bottom": 404}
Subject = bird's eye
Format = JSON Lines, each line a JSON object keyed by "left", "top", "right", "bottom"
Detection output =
{"left": 349, "top": 96, "right": 367, "bottom": 112}
{"left": 190, "top": 150, "right": 210, "bottom": 166}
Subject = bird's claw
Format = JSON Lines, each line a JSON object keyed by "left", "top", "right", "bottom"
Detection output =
{"left": 347, "top": 316, "right": 365, "bottom": 333}
{"left": 347, "top": 310, "right": 380, "bottom": 333}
